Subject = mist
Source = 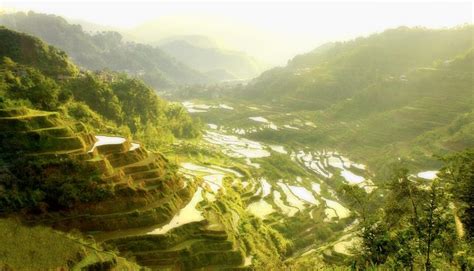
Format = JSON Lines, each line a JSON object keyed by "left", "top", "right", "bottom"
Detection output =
{"left": 2, "top": 1, "right": 471, "bottom": 65}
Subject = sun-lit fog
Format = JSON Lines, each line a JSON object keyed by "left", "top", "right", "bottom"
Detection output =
{"left": 2, "top": 1, "right": 472, "bottom": 65}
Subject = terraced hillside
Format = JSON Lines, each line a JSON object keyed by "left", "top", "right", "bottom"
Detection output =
{"left": 0, "top": 27, "right": 290, "bottom": 270}
{"left": 145, "top": 96, "right": 470, "bottom": 269}
{"left": 0, "top": 107, "right": 194, "bottom": 229}
{"left": 0, "top": 107, "right": 291, "bottom": 270}
{"left": 0, "top": 107, "right": 198, "bottom": 268}
{"left": 1, "top": 18, "right": 472, "bottom": 270}
{"left": 142, "top": 108, "right": 384, "bottom": 268}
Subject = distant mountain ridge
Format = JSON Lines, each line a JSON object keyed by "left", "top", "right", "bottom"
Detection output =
{"left": 0, "top": 11, "right": 210, "bottom": 88}
{"left": 157, "top": 34, "right": 220, "bottom": 49}
{"left": 159, "top": 37, "right": 264, "bottom": 81}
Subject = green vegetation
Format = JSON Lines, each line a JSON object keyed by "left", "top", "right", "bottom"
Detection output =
{"left": 439, "top": 150, "right": 474, "bottom": 240}
{"left": 0, "top": 27, "right": 208, "bottom": 270}
{"left": 0, "top": 15, "right": 472, "bottom": 271}
{"left": 0, "top": 218, "right": 142, "bottom": 270}
{"left": 343, "top": 151, "right": 474, "bottom": 270}
{"left": 165, "top": 25, "right": 473, "bottom": 270}
{"left": 240, "top": 26, "right": 472, "bottom": 107}
{"left": 0, "top": 156, "right": 111, "bottom": 212}
{"left": 257, "top": 153, "right": 308, "bottom": 180}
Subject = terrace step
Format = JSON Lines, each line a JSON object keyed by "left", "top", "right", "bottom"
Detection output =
{"left": 105, "top": 148, "right": 149, "bottom": 168}
{"left": 0, "top": 112, "right": 61, "bottom": 132}
{"left": 27, "top": 126, "right": 75, "bottom": 137}
{"left": 129, "top": 169, "right": 163, "bottom": 181}
{"left": 28, "top": 148, "right": 86, "bottom": 156}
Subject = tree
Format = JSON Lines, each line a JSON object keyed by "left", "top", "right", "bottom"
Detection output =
{"left": 351, "top": 159, "right": 464, "bottom": 269}
{"left": 438, "top": 149, "right": 474, "bottom": 239}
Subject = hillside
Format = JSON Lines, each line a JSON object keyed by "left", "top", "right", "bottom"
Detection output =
{"left": 160, "top": 38, "right": 263, "bottom": 81}
{"left": 0, "top": 11, "right": 209, "bottom": 88}
{"left": 0, "top": 26, "right": 294, "bottom": 270}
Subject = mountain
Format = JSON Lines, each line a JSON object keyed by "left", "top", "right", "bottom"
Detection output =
{"left": 0, "top": 11, "right": 210, "bottom": 88}
{"left": 158, "top": 26, "right": 473, "bottom": 269}
{"left": 241, "top": 26, "right": 473, "bottom": 108}
{"left": 158, "top": 34, "right": 220, "bottom": 49}
{"left": 159, "top": 37, "right": 264, "bottom": 81}
{"left": 0, "top": 26, "right": 201, "bottom": 148}
{"left": 328, "top": 49, "right": 474, "bottom": 166}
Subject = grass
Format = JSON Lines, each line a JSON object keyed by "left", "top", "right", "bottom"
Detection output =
{"left": 0, "top": 218, "right": 142, "bottom": 270}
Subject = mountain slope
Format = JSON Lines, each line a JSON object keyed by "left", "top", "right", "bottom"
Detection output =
{"left": 329, "top": 50, "right": 474, "bottom": 166}
{"left": 0, "top": 27, "right": 206, "bottom": 270}
{"left": 221, "top": 26, "right": 474, "bottom": 170}
{"left": 0, "top": 26, "right": 201, "bottom": 149}
{"left": 0, "top": 11, "right": 209, "bottom": 88}
{"left": 240, "top": 26, "right": 473, "bottom": 109}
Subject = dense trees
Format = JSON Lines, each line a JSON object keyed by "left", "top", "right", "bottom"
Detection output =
{"left": 1, "top": 58, "right": 62, "bottom": 110}
{"left": 0, "top": 156, "right": 112, "bottom": 213}
{"left": 439, "top": 150, "right": 474, "bottom": 239}
{"left": 350, "top": 150, "right": 474, "bottom": 270}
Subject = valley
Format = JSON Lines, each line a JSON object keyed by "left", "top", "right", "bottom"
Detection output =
{"left": 162, "top": 97, "right": 445, "bottom": 266}
{"left": 0, "top": 6, "right": 472, "bottom": 270}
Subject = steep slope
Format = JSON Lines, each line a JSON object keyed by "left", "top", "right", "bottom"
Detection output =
{"left": 160, "top": 39, "right": 263, "bottom": 81}
{"left": 0, "top": 106, "right": 293, "bottom": 270}
{"left": 0, "top": 11, "right": 209, "bottom": 88}
{"left": 0, "top": 105, "right": 200, "bottom": 269}
{"left": 0, "top": 107, "right": 194, "bottom": 228}
{"left": 0, "top": 30, "right": 212, "bottom": 266}
{"left": 0, "top": 25, "right": 78, "bottom": 77}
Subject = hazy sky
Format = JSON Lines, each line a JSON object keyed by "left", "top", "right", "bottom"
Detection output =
{"left": 2, "top": 0, "right": 472, "bottom": 65}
